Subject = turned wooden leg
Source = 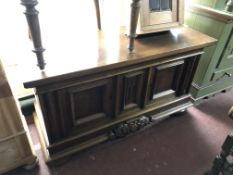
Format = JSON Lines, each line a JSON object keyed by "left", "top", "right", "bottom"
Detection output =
{"left": 94, "top": 0, "right": 101, "bottom": 30}
{"left": 128, "top": 0, "right": 141, "bottom": 52}
{"left": 204, "top": 133, "right": 233, "bottom": 175}
{"left": 21, "top": 0, "right": 46, "bottom": 70}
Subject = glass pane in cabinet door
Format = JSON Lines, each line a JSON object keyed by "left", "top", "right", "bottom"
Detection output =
{"left": 161, "top": 0, "right": 172, "bottom": 10}
{"left": 149, "top": 0, "right": 160, "bottom": 11}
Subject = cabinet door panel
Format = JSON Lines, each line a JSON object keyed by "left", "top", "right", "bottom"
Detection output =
{"left": 115, "top": 70, "right": 147, "bottom": 116}
{"left": 149, "top": 61, "right": 184, "bottom": 100}
{"left": 68, "top": 79, "right": 114, "bottom": 126}
{"left": 38, "top": 78, "right": 114, "bottom": 143}
{"left": 217, "top": 32, "right": 233, "bottom": 69}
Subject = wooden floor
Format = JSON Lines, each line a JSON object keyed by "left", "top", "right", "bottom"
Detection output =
{"left": 4, "top": 89, "right": 233, "bottom": 175}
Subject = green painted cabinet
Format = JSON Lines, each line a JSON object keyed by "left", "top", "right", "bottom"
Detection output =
{"left": 191, "top": 0, "right": 228, "bottom": 10}
{"left": 185, "top": 2, "right": 233, "bottom": 101}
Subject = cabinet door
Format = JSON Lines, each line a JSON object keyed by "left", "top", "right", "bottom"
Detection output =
{"left": 217, "top": 33, "right": 233, "bottom": 69}
{"left": 68, "top": 79, "right": 114, "bottom": 127}
{"left": 38, "top": 78, "right": 114, "bottom": 143}
{"left": 147, "top": 57, "right": 199, "bottom": 102}
{"left": 115, "top": 70, "right": 148, "bottom": 116}
{"left": 142, "top": 0, "right": 178, "bottom": 26}
{"left": 148, "top": 61, "right": 184, "bottom": 101}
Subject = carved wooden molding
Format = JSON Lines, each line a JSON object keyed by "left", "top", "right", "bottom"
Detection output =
{"left": 108, "top": 116, "right": 151, "bottom": 139}
{"left": 21, "top": 0, "right": 46, "bottom": 70}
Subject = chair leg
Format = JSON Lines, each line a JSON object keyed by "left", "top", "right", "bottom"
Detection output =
{"left": 204, "top": 155, "right": 225, "bottom": 175}
{"left": 204, "top": 133, "right": 233, "bottom": 175}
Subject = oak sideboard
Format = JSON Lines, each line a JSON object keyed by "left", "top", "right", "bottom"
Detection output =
{"left": 22, "top": 26, "right": 216, "bottom": 162}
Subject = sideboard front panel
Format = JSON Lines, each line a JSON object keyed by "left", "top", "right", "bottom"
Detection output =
{"left": 149, "top": 60, "right": 184, "bottom": 101}
{"left": 36, "top": 52, "right": 202, "bottom": 155}
{"left": 68, "top": 79, "right": 114, "bottom": 126}
{"left": 115, "top": 70, "right": 148, "bottom": 116}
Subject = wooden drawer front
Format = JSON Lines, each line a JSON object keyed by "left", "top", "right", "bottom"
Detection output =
{"left": 211, "top": 67, "right": 233, "bottom": 82}
{"left": 115, "top": 70, "right": 147, "bottom": 115}
{"left": 217, "top": 32, "right": 233, "bottom": 69}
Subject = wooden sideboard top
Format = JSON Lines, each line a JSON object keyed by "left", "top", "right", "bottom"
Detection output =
{"left": 23, "top": 26, "right": 216, "bottom": 88}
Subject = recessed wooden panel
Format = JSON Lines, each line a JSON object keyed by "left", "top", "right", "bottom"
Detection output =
{"left": 116, "top": 70, "right": 147, "bottom": 115}
{"left": 72, "top": 86, "right": 104, "bottom": 119}
{"left": 217, "top": 33, "right": 233, "bottom": 69}
{"left": 149, "top": 61, "right": 184, "bottom": 100}
{"left": 69, "top": 79, "right": 114, "bottom": 126}
{"left": 37, "top": 78, "right": 115, "bottom": 143}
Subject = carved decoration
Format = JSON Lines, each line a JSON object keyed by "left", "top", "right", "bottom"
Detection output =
{"left": 21, "top": 0, "right": 46, "bottom": 70}
{"left": 108, "top": 116, "right": 151, "bottom": 139}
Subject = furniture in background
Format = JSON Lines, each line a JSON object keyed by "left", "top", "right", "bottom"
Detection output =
{"left": 0, "top": 60, "right": 36, "bottom": 174}
{"left": 127, "top": 0, "right": 184, "bottom": 51}
{"left": 136, "top": 0, "right": 184, "bottom": 34}
{"left": 185, "top": 2, "right": 233, "bottom": 101}
{"left": 20, "top": 0, "right": 216, "bottom": 163}
{"left": 204, "top": 107, "right": 233, "bottom": 175}
{"left": 191, "top": 0, "right": 228, "bottom": 10}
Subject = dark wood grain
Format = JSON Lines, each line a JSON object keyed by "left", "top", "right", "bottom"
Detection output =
{"left": 33, "top": 50, "right": 203, "bottom": 160}
{"left": 116, "top": 70, "right": 147, "bottom": 114}
{"left": 23, "top": 27, "right": 216, "bottom": 88}
{"left": 24, "top": 23, "right": 217, "bottom": 162}
{"left": 150, "top": 60, "right": 185, "bottom": 100}
{"left": 177, "top": 55, "right": 200, "bottom": 96}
